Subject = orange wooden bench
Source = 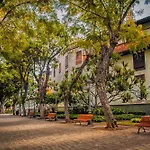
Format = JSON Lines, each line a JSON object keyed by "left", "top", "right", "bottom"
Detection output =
{"left": 74, "top": 114, "right": 93, "bottom": 125}
{"left": 136, "top": 116, "right": 150, "bottom": 133}
{"left": 28, "top": 111, "right": 34, "bottom": 118}
{"left": 45, "top": 113, "right": 57, "bottom": 121}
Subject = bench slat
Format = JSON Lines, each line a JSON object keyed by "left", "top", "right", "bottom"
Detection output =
{"left": 74, "top": 114, "right": 93, "bottom": 125}
{"left": 136, "top": 116, "right": 150, "bottom": 133}
{"left": 45, "top": 113, "right": 56, "bottom": 121}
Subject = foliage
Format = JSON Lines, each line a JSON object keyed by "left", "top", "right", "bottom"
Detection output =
{"left": 93, "top": 115, "right": 105, "bottom": 122}
{"left": 115, "top": 114, "right": 141, "bottom": 120}
{"left": 71, "top": 106, "right": 88, "bottom": 114}
{"left": 86, "top": 55, "right": 148, "bottom": 104}
{"left": 56, "top": 113, "right": 78, "bottom": 119}
{"left": 58, "top": 68, "right": 87, "bottom": 106}
{"left": 131, "top": 118, "right": 141, "bottom": 123}
{"left": 92, "top": 107, "right": 126, "bottom": 115}
{"left": 44, "top": 93, "right": 60, "bottom": 104}
{"left": 128, "top": 111, "right": 146, "bottom": 115}
{"left": 0, "top": 62, "right": 21, "bottom": 105}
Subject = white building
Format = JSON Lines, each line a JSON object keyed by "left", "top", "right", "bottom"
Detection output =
{"left": 51, "top": 16, "right": 150, "bottom": 105}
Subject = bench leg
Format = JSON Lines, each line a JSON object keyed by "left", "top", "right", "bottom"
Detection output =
{"left": 142, "top": 126, "right": 146, "bottom": 132}
{"left": 87, "top": 120, "right": 92, "bottom": 126}
{"left": 137, "top": 126, "right": 146, "bottom": 133}
{"left": 137, "top": 127, "right": 141, "bottom": 133}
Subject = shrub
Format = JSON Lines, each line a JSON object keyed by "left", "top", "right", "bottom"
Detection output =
{"left": 111, "top": 107, "right": 126, "bottom": 115}
{"left": 131, "top": 118, "right": 141, "bottom": 123}
{"left": 92, "top": 108, "right": 104, "bottom": 115}
{"left": 57, "top": 111, "right": 64, "bottom": 114}
{"left": 128, "top": 111, "right": 146, "bottom": 115}
{"left": 92, "top": 107, "right": 125, "bottom": 115}
{"left": 93, "top": 115, "right": 105, "bottom": 122}
{"left": 57, "top": 114, "right": 78, "bottom": 119}
{"left": 57, "top": 114, "right": 65, "bottom": 119}
{"left": 70, "top": 114, "right": 78, "bottom": 119}
{"left": 115, "top": 114, "right": 141, "bottom": 120}
{"left": 72, "top": 106, "right": 88, "bottom": 114}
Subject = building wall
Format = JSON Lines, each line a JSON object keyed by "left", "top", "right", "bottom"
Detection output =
{"left": 117, "top": 49, "right": 150, "bottom": 101}
{"left": 52, "top": 50, "right": 84, "bottom": 83}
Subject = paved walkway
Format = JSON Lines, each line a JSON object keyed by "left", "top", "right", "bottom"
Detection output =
{"left": 0, "top": 114, "right": 150, "bottom": 150}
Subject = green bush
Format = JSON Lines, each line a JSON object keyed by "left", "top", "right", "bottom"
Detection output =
{"left": 92, "top": 107, "right": 125, "bottom": 115}
{"left": 57, "top": 111, "right": 64, "bottom": 114}
{"left": 92, "top": 108, "right": 104, "bottom": 115}
{"left": 128, "top": 111, "right": 146, "bottom": 115}
{"left": 57, "top": 114, "right": 65, "bottom": 119}
{"left": 93, "top": 115, "right": 105, "bottom": 122}
{"left": 34, "top": 112, "right": 40, "bottom": 116}
{"left": 57, "top": 114, "right": 78, "bottom": 119}
{"left": 72, "top": 106, "right": 88, "bottom": 114}
{"left": 111, "top": 107, "right": 126, "bottom": 115}
{"left": 115, "top": 114, "right": 141, "bottom": 120}
{"left": 70, "top": 114, "right": 78, "bottom": 119}
{"left": 131, "top": 118, "right": 141, "bottom": 123}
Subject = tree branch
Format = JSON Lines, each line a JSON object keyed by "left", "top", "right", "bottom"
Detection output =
{"left": 117, "top": 0, "right": 136, "bottom": 31}
{"left": 0, "top": 1, "right": 31, "bottom": 24}
{"left": 67, "top": 1, "right": 106, "bottom": 19}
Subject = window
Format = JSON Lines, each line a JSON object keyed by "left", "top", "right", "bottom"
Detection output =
{"left": 76, "top": 51, "right": 82, "bottom": 65}
{"left": 53, "top": 68, "right": 55, "bottom": 77}
{"left": 136, "top": 74, "right": 145, "bottom": 81}
{"left": 65, "top": 55, "right": 68, "bottom": 69}
{"left": 59, "top": 63, "right": 61, "bottom": 73}
{"left": 133, "top": 52, "right": 145, "bottom": 71}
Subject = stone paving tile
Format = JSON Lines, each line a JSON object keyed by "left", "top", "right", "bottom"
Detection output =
{"left": 0, "top": 114, "right": 150, "bottom": 150}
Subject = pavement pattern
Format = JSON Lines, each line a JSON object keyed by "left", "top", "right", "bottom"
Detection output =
{"left": 0, "top": 114, "right": 150, "bottom": 150}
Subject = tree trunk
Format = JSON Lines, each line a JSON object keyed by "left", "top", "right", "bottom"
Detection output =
{"left": 96, "top": 44, "right": 117, "bottom": 128}
{"left": 19, "top": 103, "right": 21, "bottom": 116}
{"left": 40, "top": 102, "right": 45, "bottom": 118}
{"left": 21, "top": 82, "right": 28, "bottom": 116}
{"left": 64, "top": 97, "right": 70, "bottom": 122}
{"left": 39, "top": 88, "right": 45, "bottom": 118}
{"left": 0, "top": 102, "right": 5, "bottom": 114}
{"left": 96, "top": 74, "right": 117, "bottom": 128}
{"left": 12, "top": 103, "right": 16, "bottom": 115}
{"left": 22, "top": 102, "right": 26, "bottom": 116}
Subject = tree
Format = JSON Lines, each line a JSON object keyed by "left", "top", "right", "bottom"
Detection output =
{"left": 59, "top": 0, "right": 149, "bottom": 127}
{"left": 58, "top": 66, "right": 89, "bottom": 121}
{"left": 30, "top": 18, "right": 69, "bottom": 118}
{"left": 0, "top": 0, "right": 62, "bottom": 117}
{"left": 0, "top": 62, "right": 21, "bottom": 113}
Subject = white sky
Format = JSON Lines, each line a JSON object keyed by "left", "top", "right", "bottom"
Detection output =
{"left": 134, "top": 0, "right": 150, "bottom": 20}
{"left": 57, "top": 0, "right": 150, "bottom": 21}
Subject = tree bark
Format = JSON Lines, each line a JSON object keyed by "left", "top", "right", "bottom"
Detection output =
{"left": 64, "top": 97, "right": 70, "bottom": 122}
{"left": 21, "top": 82, "right": 28, "bottom": 116}
{"left": 12, "top": 103, "right": 16, "bottom": 115}
{"left": 0, "top": 102, "right": 5, "bottom": 114}
{"left": 96, "top": 75, "right": 117, "bottom": 128}
{"left": 19, "top": 103, "right": 21, "bottom": 116}
{"left": 96, "top": 44, "right": 117, "bottom": 128}
{"left": 40, "top": 102, "right": 45, "bottom": 118}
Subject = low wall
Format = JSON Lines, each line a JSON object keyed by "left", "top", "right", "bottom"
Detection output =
{"left": 111, "top": 103, "right": 150, "bottom": 115}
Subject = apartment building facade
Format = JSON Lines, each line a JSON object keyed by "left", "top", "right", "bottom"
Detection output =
{"left": 51, "top": 16, "right": 150, "bottom": 105}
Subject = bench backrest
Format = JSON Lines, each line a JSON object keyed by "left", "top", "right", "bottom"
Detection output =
{"left": 29, "top": 112, "right": 34, "bottom": 116}
{"left": 48, "top": 113, "right": 56, "bottom": 118}
{"left": 77, "top": 114, "right": 93, "bottom": 120}
{"left": 141, "top": 116, "right": 150, "bottom": 123}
